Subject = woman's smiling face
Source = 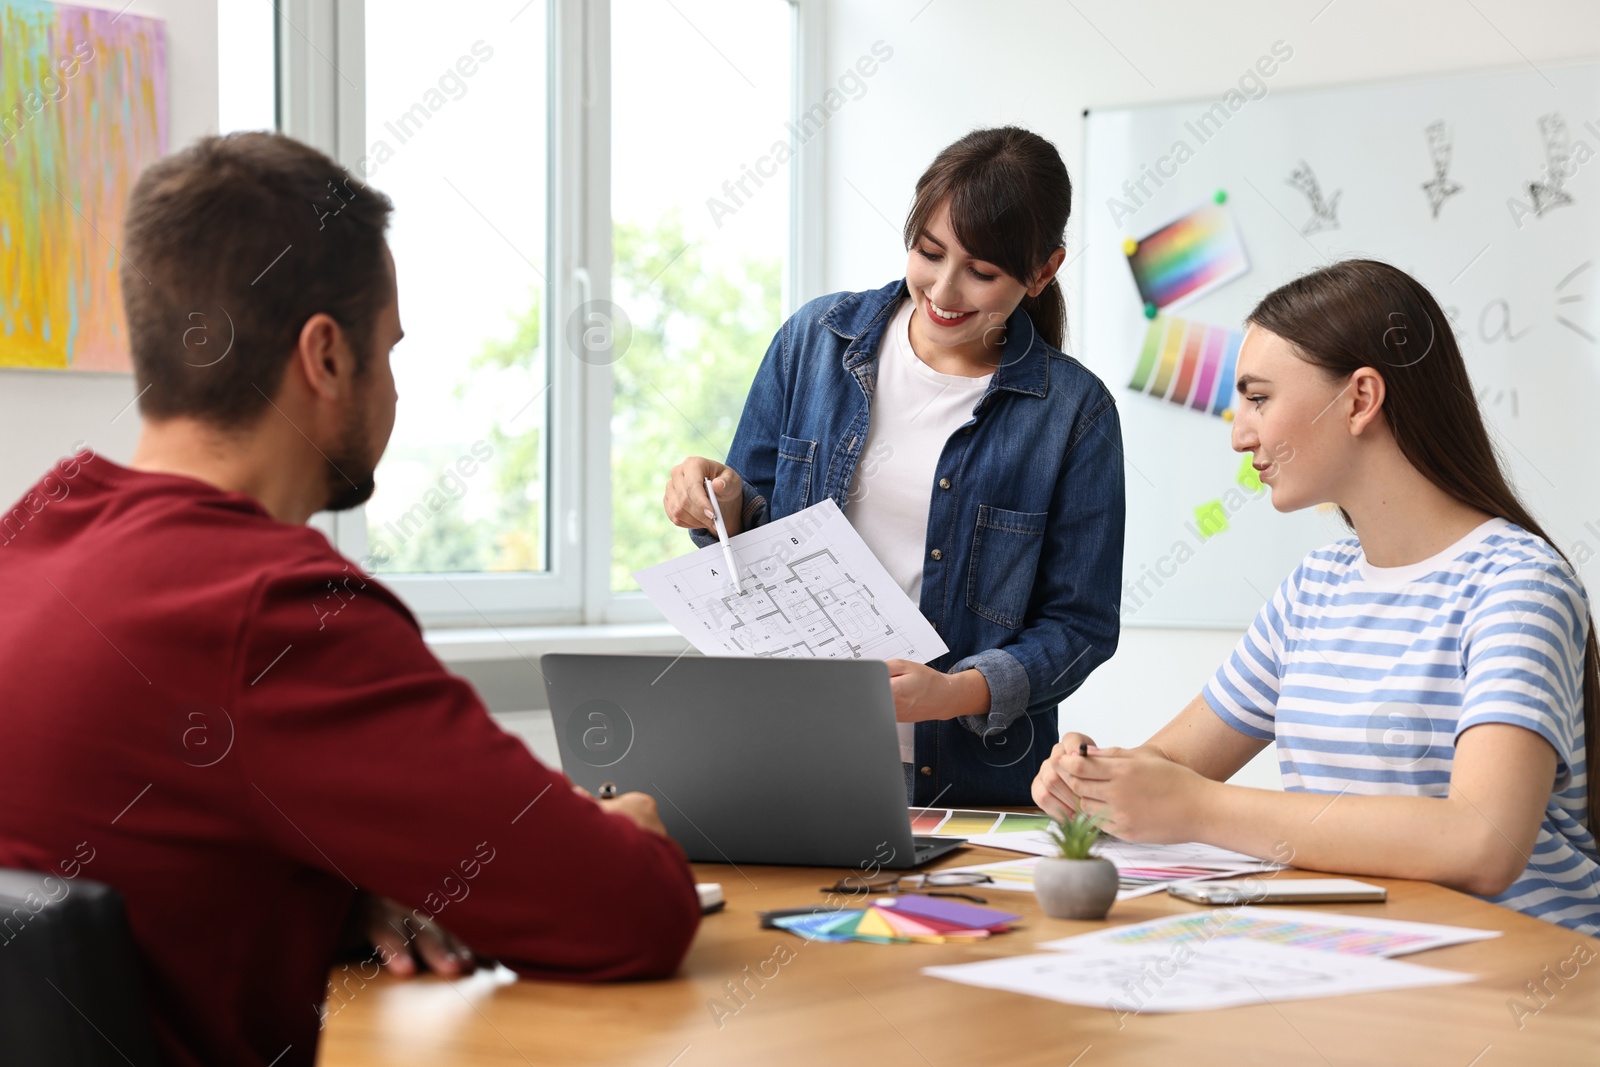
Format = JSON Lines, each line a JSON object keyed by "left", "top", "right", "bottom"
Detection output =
{"left": 904, "top": 199, "right": 1032, "bottom": 353}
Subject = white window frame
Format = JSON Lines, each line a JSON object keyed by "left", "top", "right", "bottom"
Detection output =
{"left": 277, "top": 0, "right": 813, "bottom": 629}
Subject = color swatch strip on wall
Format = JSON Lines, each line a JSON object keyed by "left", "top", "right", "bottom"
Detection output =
{"left": 1124, "top": 201, "right": 1250, "bottom": 310}
{"left": 1, "top": 0, "right": 169, "bottom": 371}
{"left": 1128, "top": 313, "right": 1243, "bottom": 418}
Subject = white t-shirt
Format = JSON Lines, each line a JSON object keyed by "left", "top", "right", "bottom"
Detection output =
{"left": 846, "top": 297, "right": 993, "bottom": 761}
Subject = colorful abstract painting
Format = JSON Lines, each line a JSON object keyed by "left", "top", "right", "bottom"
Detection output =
{"left": 1, "top": 0, "right": 168, "bottom": 371}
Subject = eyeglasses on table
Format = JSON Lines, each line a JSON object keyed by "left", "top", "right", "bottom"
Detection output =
{"left": 820, "top": 871, "right": 993, "bottom": 904}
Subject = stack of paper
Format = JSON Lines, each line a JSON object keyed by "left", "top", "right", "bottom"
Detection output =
{"left": 772, "top": 896, "right": 1021, "bottom": 945}
{"left": 1036, "top": 907, "right": 1502, "bottom": 957}
{"left": 923, "top": 907, "right": 1491, "bottom": 1012}
{"left": 937, "top": 837, "right": 1287, "bottom": 901}
{"left": 923, "top": 939, "right": 1473, "bottom": 1012}
{"left": 934, "top": 844, "right": 1286, "bottom": 902}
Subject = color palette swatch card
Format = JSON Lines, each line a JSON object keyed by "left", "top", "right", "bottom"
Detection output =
{"left": 1123, "top": 200, "right": 1250, "bottom": 311}
{"left": 878, "top": 895, "right": 1021, "bottom": 930}
{"left": 1037, "top": 907, "right": 1502, "bottom": 958}
{"left": 1127, "top": 313, "right": 1245, "bottom": 419}
{"left": 770, "top": 909, "right": 863, "bottom": 942}
{"left": 909, "top": 809, "right": 1054, "bottom": 837}
{"left": 771, "top": 897, "right": 1020, "bottom": 946}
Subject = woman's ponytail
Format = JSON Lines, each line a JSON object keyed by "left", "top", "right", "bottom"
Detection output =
{"left": 1020, "top": 275, "right": 1066, "bottom": 352}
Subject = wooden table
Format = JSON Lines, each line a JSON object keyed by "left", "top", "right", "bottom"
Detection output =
{"left": 319, "top": 846, "right": 1600, "bottom": 1066}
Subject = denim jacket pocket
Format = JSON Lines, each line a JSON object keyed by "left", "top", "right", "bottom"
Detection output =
{"left": 774, "top": 434, "right": 818, "bottom": 513}
{"left": 966, "top": 505, "right": 1048, "bottom": 629}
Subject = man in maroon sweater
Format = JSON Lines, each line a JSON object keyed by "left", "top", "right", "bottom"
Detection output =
{"left": 0, "top": 133, "right": 700, "bottom": 1066}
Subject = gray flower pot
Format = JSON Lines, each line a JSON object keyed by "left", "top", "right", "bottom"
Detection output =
{"left": 1034, "top": 856, "right": 1118, "bottom": 920}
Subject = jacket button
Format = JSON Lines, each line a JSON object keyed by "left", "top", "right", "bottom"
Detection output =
{"left": 963, "top": 426, "right": 973, "bottom": 434}
{"left": 938, "top": 478, "right": 951, "bottom": 490}
{"left": 930, "top": 548, "right": 942, "bottom": 561}
{"left": 920, "top": 766, "right": 933, "bottom": 777}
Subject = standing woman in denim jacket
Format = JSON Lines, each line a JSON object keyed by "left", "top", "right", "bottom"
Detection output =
{"left": 663, "top": 127, "right": 1126, "bottom": 806}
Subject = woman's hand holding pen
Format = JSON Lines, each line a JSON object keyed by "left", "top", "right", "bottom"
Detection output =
{"left": 1035, "top": 736, "right": 1211, "bottom": 843}
{"left": 664, "top": 457, "right": 745, "bottom": 534}
{"left": 1032, "top": 733, "right": 1097, "bottom": 818}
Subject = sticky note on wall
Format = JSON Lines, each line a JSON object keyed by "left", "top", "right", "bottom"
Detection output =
{"left": 1195, "top": 500, "right": 1228, "bottom": 539}
{"left": 1237, "top": 453, "right": 1263, "bottom": 492}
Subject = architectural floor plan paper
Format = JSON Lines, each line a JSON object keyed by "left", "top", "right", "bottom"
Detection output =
{"left": 922, "top": 939, "right": 1473, "bottom": 1013}
{"left": 634, "top": 499, "right": 949, "bottom": 663}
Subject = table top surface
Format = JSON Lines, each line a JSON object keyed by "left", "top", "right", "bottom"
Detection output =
{"left": 318, "top": 844, "right": 1600, "bottom": 1067}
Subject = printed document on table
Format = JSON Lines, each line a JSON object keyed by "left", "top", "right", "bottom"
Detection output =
{"left": 964, "top": 832, "right": 1285, "bottom": 868}
{"left": 634, "top": 499, "right": 949, "bottom": 663}
{"left": 1036, "top": 907, "right": 1502, "bottom": 958}
{"left": 922, "top": 938, "right": 1473, "bottom": 1013}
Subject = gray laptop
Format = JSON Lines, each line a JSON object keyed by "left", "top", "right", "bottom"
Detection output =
{"left": 541, "top": 654, "right": 967, "bottom": 870}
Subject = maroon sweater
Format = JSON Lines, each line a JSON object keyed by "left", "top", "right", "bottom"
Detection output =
{"left": 0, "top": 455, "right": 700, "bottom": 1066}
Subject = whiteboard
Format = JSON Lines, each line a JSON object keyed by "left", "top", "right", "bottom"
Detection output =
{"left": 1079, "top": 61, "right": 1600, "bottom": 629}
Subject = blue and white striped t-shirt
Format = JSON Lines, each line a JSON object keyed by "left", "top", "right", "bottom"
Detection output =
{"left": 1204, "top": 518, "right": 1598, "bottom": 934}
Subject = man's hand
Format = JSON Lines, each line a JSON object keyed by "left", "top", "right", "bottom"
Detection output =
{"left": 597, "top": 791, "right": 672, "bottom": 838}
{"left": 357, "top": 894, "right": 477, "bottom": 979}
{"left": 664, "top": 457, "right": 744, "bottom": 533}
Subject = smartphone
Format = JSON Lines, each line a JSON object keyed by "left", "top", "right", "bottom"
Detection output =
{"left": 1167, "top": 878, "right": 1387, "bottom": 905}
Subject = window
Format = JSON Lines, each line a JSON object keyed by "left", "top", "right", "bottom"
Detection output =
{"left": 278, "top": 0, "right": 801, "bottom": 626}
{"left": 608, "top": 0, "right": 795, "bottom": 594}
{"left": 217, "top": 0, "right": 277, "bottom": 133}
{"left": 361, "top": 3, "right": 551, "bottom": 587}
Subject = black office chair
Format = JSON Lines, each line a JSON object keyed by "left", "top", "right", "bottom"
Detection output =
{"left": 0, "top": 868, "right": 166, "bottom": 1066}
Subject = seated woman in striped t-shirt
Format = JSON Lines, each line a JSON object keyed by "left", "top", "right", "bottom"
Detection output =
{"left": 1033, "top": 258, "right": 1600, "bottom": 934}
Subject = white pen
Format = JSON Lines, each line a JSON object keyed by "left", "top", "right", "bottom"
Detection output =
{"left": 704, "top": 477, "right": 744, "bottom": 595}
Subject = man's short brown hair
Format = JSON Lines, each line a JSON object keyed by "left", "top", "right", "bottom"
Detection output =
{"left": 120, "top": 132, "right": 394, "bottom": 425}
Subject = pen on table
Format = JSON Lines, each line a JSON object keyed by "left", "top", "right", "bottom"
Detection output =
{"left": 704, "top": 477, "right": 744, "bottom": 595}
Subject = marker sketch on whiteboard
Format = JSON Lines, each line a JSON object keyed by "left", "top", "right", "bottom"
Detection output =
{"left": 1525, "top": 112, "right": 1576, "bottom": 217}
{"left": 1286, "top": 160, "right": 1341, "bottom": 234}
{"left": 1421, "top": 121, "right": 1463, "bottom": 219}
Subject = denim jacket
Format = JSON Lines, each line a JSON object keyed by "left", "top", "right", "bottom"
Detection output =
{"left": 691, "top": 279, "right": 1125, "bottom": 805}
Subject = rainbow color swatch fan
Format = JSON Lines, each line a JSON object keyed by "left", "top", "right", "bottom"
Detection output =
{"left": 772, "top": 896, "right": 1021, "bottom": 946}
{"left": 1123, "top": 198, "right": 1250, "bottom": 313}
{"left": 1128, "top": 313, "right": 1243, "bottom": 420}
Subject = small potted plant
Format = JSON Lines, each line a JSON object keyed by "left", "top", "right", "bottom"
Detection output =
{"left": 1033, "top": 811, "right": 1118, "bottom": 920}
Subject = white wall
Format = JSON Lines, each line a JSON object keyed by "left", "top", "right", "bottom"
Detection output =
{"left": 13, "top": 0, "right": 1600, "bottom": 785}
{"left": 817, "top": 0, "right": 1600, "bottom": 789}
{"left": 0, "top": 0, "right": 217, "bottom": 502}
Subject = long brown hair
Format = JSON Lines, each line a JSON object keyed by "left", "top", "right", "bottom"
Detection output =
{"left": 903, "top": 126, "right": 1072, "bottom": 350}
{"left": 1250, "top": 258, "right": 1600, "bottom": 833}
